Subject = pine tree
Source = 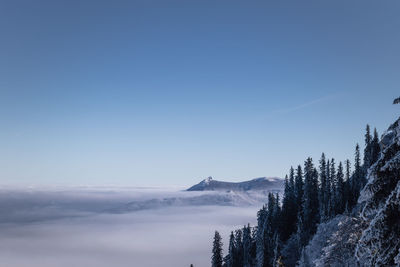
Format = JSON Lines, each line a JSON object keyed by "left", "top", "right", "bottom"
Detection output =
{"left": 227, "top": 232, "right": 235, "bottom": 267}
{"left": 287, "top": 167, "right": 297, "bottom": 235}
{"left": 329, "top": 159, "right": 336, "bottom": 217}
{"left": 294, "top": 165, "right": 304, "bottom": 218}
{"left": 212, "top": 231, "right": 224, "bottom": 267}
{"left": 263, "top": 193, "right": 276, "bottom": 267}
{"left": 326, "top": 159, "right": 332, "bottom": 218}
{"left": 281, "top": 175, "right": 291, "bottom": 242}
{"left": 299, "top": 158, "right": 319, "bottom": 247}
{"left": 319, "top": 153, "right": 328, "bottom": 220}
{"left": 234, "top": 229, "right": 243, "bottom": 267}
{"left": 281, "top": 168, "right": 297, "bottom": 242}
{"left": 349, "top": 143, "right": 363, "bottom": 209}
{"left": 364, "top": 124, "right": 372, "bottom": 169}
{"left": 335, "top": 161, "right": 345, "bottom": 214}
{"left": 371, "top": 128, "right": 380, "bottom": 165}
{"left": 250, "top": 227, "right": 257, "bottom": 267}
{"left": 344, "top": 159, "right": 352, "bottom": 212}
{"left": 256, "top": 207, "right": 267, "bottom": 267}
{"left": 243, "top": 225, "right": 252, "bottom": 267}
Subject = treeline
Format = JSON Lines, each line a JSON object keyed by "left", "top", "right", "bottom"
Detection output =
{"left": 211, "top": 124, "right": 380, "bottom": 267}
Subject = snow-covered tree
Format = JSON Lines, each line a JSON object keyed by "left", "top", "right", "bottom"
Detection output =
{"left": 356, "top": 117, "right": 400, "bottom": 266}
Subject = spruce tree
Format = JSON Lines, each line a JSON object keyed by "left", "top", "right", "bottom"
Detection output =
{"left": 325, "top": 159, "right": 332, "bottom": 218}
{"left": 234, "top": 229, "right": 243, "bottom": 267}
{"left": 264, "top": 194, "right": 276, "bottom": 267}
{"left": 364, "top": 124, "right": 372, "bottom": 169}
{"left": 281, "top": 175, "right": 291, "bottom": 242}
{"left": 281, "top": 168, "right": 296, "bottom": 242}
{"left": 344, "top": 159, "right": 352, "bottom": 212}
{"left": 243, "top": 225, "right": 252, "bottom": 267}
{"left": 212, "top": 231, "right": 224, "bottom": 267}
{"left": 256, "top": 207, "right": 267, "bottom": 267}
{"left": 227, "top": 232, "right": 235, "bottom": 267}
{"left": 329, "top": 159, "right": 336, "bottom": 217}
{"left": 250, "top": 227, "right": 257, "bottom": 267}
{"left": 294, "top": 165, "right": 304, "bottom": 218}
{"left": 287, "top": 167, "right": 297, "bottom": 235}
{"left": 335, "top": 161, "right": 345, "bottom": 214}
{"left": 299, "top": 158, "right": 319, "bottom": 247}
{"left": 350, "top": 144, "right": 363, "bottom": 208}
{"left": 371, "top": 128, "right": 380, "bottom": 165}
{"left": 319, "top": 153, "right": 328, "bottom": 220}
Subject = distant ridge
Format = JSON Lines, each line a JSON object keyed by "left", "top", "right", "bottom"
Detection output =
{"left": 187, "top": 176, "right": 283, "bottom": 191}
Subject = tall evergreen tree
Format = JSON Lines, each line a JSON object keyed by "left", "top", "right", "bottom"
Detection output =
{"left": 294, "top": 165, "right": 304, "bottom": 218}
{"left": 250, "top": 227, "right": 257, "bottom": 267}
{"left": 350, "top": 144, "right": 363, "bottom": 208}
{"left": 263, "top": 194, "right": 276, "bottom": 267}
{"left": 329, "top": 159, "right": 336, "bottom": 217}
{"left": 364, "top": 124, "right": 372, "bottom": 169}
{"left": 281, "top": 175, "right": 291, "bottom": 241}
{"left": 335, "top": 161, "right": 345, "bottom": 214}
{"left": 299, "top": 158, "right": 319, "bottom": 247}
{"left": 371, "top": 128, "right": 380, "bottom": 165}
{"left": 344, "top": 159, "right": 352, "bottom": 212}
{"left": 281, "top": 168, "right": 297, "bottom": 242}
{"left": 325, "top": 159, "right": 332, "bottom": 218}
{"left": 256, "top": 207, "right": 267, "bottom": 267}
{"left": 227, "top": 232, "right": 235, "bottom": 267}
{"left": 243, "top": 225, "right": 252, "bottom": 267}
{"left": 234, "top": 230, "right": 243, "bottom": 267}
{"left": 319, "top": 153, "right": 328, "bottom": 220}
{"left": 212, "top": 231, "right": 224, "bottom": 267}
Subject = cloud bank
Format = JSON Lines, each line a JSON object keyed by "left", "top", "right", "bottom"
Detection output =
{"left": 0, "top": 188, "right": 262, "bottom": 267}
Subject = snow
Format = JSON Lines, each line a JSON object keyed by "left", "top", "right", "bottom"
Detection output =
{"left": 355, "top": 117, "right": 400, "bottom": 266}
{"left": 299, "top": 215, "right": 363, "bottom": 267}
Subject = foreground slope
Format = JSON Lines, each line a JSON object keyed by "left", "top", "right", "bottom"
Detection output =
{"left": 300, "top": 117, "right": 400, "bottom": 266}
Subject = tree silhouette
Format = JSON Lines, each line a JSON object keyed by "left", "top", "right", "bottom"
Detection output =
{"left": 393, "top": 97, "right": 400, "bottom": 104}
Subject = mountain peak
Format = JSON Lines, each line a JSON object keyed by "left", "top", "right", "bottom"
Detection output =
{"left": 203, "top": 176, "right": 213, "bottom": 184}
{"left": 187, "top": 176, "right": 283, "bottom": 192}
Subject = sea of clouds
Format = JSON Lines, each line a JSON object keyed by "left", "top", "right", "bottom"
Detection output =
{"left": 0, "top": 187, "right": 264, "bottom": 267}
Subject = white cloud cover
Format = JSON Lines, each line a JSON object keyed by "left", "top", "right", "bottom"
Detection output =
{"left": 0, "top": 188, "right": 263, "bottom": 267}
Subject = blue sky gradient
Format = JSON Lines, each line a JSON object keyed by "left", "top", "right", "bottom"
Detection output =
{"left": 0, "top": 0, "right": 399, "bottom": 186}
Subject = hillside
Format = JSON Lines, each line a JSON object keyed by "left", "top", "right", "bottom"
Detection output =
{"left": 210, "top": 115, "right": 400, "bottom": 267}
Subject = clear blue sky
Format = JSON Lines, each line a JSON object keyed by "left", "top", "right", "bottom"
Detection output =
{"left": 0, "top": 0, "right": 399, "bottom": 187}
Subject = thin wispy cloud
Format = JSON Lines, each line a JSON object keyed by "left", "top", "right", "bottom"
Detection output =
{"left": 273, "top": 94, "right": 340, "bottom": 114}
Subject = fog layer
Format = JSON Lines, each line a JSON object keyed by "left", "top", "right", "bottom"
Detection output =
{"left": 0, "top": 188, "right": 263, "bottom": 267}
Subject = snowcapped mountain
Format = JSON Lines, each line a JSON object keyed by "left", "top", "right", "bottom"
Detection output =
{"left": 187, "top": 176, "right": 283, "bottom": 191}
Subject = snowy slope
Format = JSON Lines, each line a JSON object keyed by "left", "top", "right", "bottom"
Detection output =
{"left": 299, "top": 116, "right": 400, "bottom": 267}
